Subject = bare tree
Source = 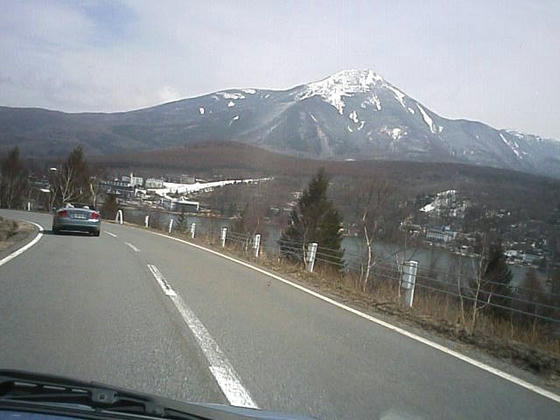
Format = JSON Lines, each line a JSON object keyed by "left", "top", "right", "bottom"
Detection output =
{"left": 457, "top": 235, "right": 512, "bottom": 334}
{"left": 454, "top": 255, "right": 468, "bottom": 328}
{"left": 469, "top": 241, "right": 493, "bottom": 333}
{"left": 50, "top": 146, "right": 92, "bottom": 208}
{"left": 88, "top": 166, "right": 106, "bottom": 209}
{"left": 348, "top": 179, "right": 393, "bottom": 291}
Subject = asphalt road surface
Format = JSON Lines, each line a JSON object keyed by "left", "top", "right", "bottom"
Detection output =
{"left": 1, "top": 210, "right": 559, "bottom": 419}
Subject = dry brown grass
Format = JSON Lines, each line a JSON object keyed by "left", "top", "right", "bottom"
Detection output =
{"left": 0, "top": 216, "right": 19, "bottom": 241}
{"left": 0, "top": 217, "right": 34, "bottom": 252}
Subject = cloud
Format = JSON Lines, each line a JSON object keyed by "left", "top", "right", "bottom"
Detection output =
{"left": 157, "top": 85, "right": 182, "bottom": 104}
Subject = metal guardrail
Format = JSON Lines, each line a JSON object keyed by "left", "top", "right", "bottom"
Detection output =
{"left": 274, "top": 237, "right": 560, "bottom": 324}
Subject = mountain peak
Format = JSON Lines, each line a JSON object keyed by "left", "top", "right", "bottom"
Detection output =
{"left": 298, "top": 69, "right": 385, "bottom": 114}
{"left": 322, "top": 69, "right": 384, "bottom": 84}
{"left": 306, "top": 69, "right": 384, "bottom": 92}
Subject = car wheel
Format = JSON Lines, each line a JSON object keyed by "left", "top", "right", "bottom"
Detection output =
{"left": 52, "top": 227, "right": 59, "bottom": 234}
{"left": 93, "top": 230, "right": 100, "bottom": 237}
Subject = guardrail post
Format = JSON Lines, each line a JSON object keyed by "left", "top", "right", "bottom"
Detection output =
{"left": 27, "top": 201, "right": 31, "bottom": 211}
{"left": 221, "top": 227, "right": 228, "bottom": 248}
{"left": 401, "top": 260, "right": 418, "bottom": 308}
{"left": 144, "top": 215, "right": 149, "bottom": 228}
{"left": 168, "top": 219, "right": 174, "bottom": 234}
{"left": 190, "top": 222, "right": 196, "bottom": 239}
{"left": 115, "top": 209, "right": 123, "bottom": 224}
{"left": 306, "top": 242, "right": 318, "bottom": 272}
{"left": 253, "top": 234, "right": 261, "bottom": 258}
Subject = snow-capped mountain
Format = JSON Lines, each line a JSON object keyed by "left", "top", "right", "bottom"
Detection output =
{"left": 1, "top": 69, "right": 559, "bottom": 178}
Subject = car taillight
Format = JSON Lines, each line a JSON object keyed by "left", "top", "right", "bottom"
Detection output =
{"left": 58, "top": 210, "right": 67, "bottom": 217}
{"left": 91, "top": 212, "right": 100, "bottom": 219}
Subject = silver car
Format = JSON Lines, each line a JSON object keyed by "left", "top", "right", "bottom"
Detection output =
{"left": 52, "top": 203, "right": 101, "bottom": 236}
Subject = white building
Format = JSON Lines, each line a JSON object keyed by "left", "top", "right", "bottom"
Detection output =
{"left": 145, "top": 178, "right": 165, "bottom": 189}
{"left": 179, "top": 174, "right": 196, "bottom": 184}
{"left": 426, "top": 227, "right": 456, "bottom": 243}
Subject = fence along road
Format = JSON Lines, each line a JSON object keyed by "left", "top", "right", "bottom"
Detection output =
{"left": 1, "top": 209, "right": 559, "bottom": 420}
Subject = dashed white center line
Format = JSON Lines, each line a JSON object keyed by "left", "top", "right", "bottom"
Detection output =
{"left": 124, "top": 242, "right": 140, "bottom": 252}
{"left": 146, "top": 264, "right": 257, "bottom": 409}
{"left": 147, "top": 264, "right": 176, "bottom": 296}
{"left": 105, "top": 231, "right": 117, "bottom": 238}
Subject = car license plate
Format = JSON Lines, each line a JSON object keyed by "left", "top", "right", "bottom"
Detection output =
{"left": 72, "top": 214, "right": 87, "bottom": 219}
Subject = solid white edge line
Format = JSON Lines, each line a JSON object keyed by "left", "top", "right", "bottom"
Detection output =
{"left": 0, "top": 221, "right": 44, "bottom": 268}
{"left": 124, "top": 241, "right": 140, "bottom": 252}
{"left": 143, "top": 229, "right": 560, "bottom": 404}
{"left": 105, "top": 231, "right": 117, "bottom": 238}
{"left": 146, "top": 264, "right": 257, "bottom": 408}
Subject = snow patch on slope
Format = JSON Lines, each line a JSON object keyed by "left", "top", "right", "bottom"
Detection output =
{"left": 361, "top": 95, "right": 381, "bottom": 111}
{"left": 242, "top": 89, "right": 256, "bottom": 94}
{"left": 500, "top": 132, "right": 522, "bottom": 159}
{"left": 507, "top": 130, "right": 526, "bottom": 139}
{"left": 420, "top": 190, "right": 457, "bottom": 213}
{"left": 384, "top": 84, "right": 407, "bottom": 108}
{"left": 218, "top": 92, "right": 245, "bottom": 100}
{"left": 348, "top": 110, "right": 365, "bottom": 130}
{"left": 199, "top": 107, "right": 205, "bottom": 115}
{"left": 227, "top": 101, "right": 235, "bottom": 107}
{"left": 380, "top": 126, "right": 406, "bottom": 140}
{"left": 417, "top": 104, "right": 441, "bottom": 134}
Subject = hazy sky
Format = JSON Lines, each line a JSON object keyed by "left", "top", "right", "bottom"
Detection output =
{"left": 1, "top": 0, "right": 559, "bottom": 138}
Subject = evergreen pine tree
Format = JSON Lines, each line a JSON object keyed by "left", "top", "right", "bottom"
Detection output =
{"left": 176, "top": 209, "right": 188, "bottom": 232}
{"left": 232, "top": 203, "right": 249, "bottom": 234}
{"left": 482, "top": 239, "right": 513, "bottom": 316}
{"left": 280, "top": 168, "right": 344, "bottom": 267}
{"left": 0, "top": 147, "right": 28, "bottom": 209}
{"left": 101, "top": 193, "right": 118, "bottom": 219}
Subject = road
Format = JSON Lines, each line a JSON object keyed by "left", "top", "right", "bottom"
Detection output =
{"left": 1, "top": 209, "right": 559, "bottom": 419}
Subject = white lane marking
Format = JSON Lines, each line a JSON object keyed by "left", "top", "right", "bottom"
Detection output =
{"left": 172, "top": 294, "right": 258, "bottom": 408}
{"left": 147, "top": 264, "right": 257, "bottom": 408}
{"left": 147, "top": 264, "right": 176, "bottom": 297}
{"left": 124, "top": 241, "right": 140, "bottom": 252}
{"left": 105, "top": 231, "right": 117, "bottom": 238}
{"left": 0, "top": 221, "right": 44, "bottom": 268}
{"left": 144, "top": 229, "right": 560, "bottom": 404}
